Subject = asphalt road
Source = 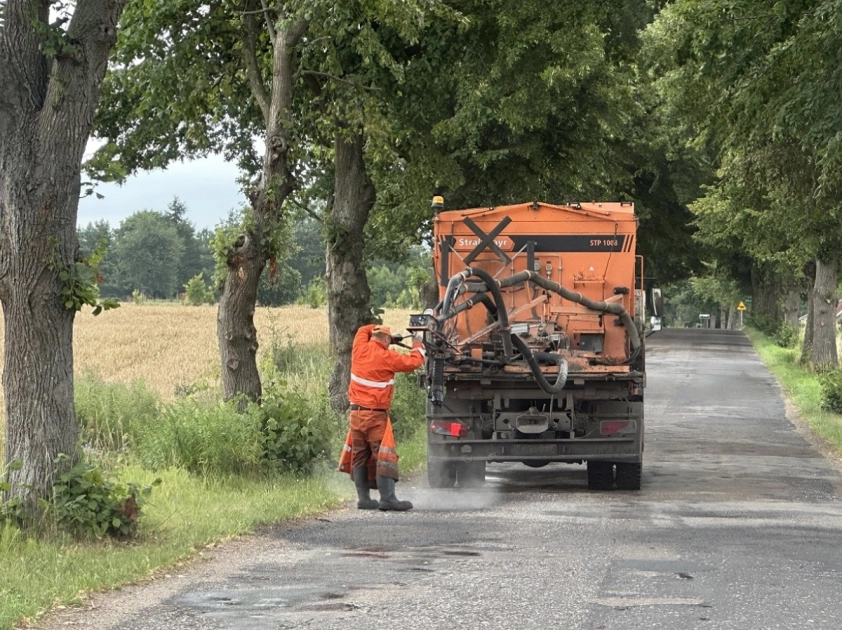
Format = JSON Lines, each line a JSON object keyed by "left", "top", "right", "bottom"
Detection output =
{"left": 36, "top": 329, "right": 842, "bottom": 630}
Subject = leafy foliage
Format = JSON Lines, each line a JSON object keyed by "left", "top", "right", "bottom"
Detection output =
{"left": 114, "top": 210, "right": 185, "bottom": 298}
{"left": 775, "top": 323, "right": 799, "bottom": 349}
{"left": 251, "top": 387, "right": 333, "bottom": 475}
{"left": 819, "top": 369, "right": 842, "bottom": 414}
{"left": 52, "top": 455, "right": 159, "bottom": 538}
{"left": 184, "top": 273, "right": 216, "bottom": 306}
{"left": 48, "top": 238, "right": 120, "bottom": 316}
{"left": 389, "top": 372, "right": 427, "bottom": 443}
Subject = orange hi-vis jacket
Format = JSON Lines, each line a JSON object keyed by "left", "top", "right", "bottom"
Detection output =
{"left": 348, "top": 324, "right": 425, "bottom": 410}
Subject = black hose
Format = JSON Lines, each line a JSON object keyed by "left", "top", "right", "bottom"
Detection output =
{"left": 462, "top": 267, "right": 513, "bottom": 357}
{"left": 499, "top": 271, "right": 642, "bottom": 353}
{"left": 439, "top": 292, "right": 498, "bottom": 320}
{"left": 511, "top": 334, "right": 569, "bottom": 394}
{"left": 441, "top": 272, "right": 467, "bottom": 317}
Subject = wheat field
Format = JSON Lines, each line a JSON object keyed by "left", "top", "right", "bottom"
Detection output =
{"left": 0, "top": 302, "right": 414, "bottom": 404}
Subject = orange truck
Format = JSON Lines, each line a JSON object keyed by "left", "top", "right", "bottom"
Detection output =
{"left": 409, "top": 199, "right": 646, "bottom": 490}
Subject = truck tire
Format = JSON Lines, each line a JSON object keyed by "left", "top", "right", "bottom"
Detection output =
{"left": 587, "top": 461, "right": 614, "bottom": 490}
{"left": 428, "top": 460, "right": 457, "bottom": 488}
{"left": 615, "top": 462, "right": 642, "bottom": 490}
{"left": 457, "top": 461, "right": 486, "bottom": 488}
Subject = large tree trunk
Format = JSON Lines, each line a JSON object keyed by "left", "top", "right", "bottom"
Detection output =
{"left": 800, "top": 262, "right": 816, "bottom": 365}
{"left": 811, "top": 256, "right": 838, "bottom": 372}
{"left": 783, "top": 286, "right": 801, "bottom": 330}
{"left": 217, "top": 234, "right": 264, "bottom": 403}
{"left": 217, "top": 13, "right": 308, "bottom": 403}
{"left": 327, "top": 133, "right": 376, "bottom": 413}
{"left": 751, "top": 264, "right": 782, "bottom": 329}
{"left": 0, "top": 0, "right": 126, "bottom": 505}
{"left": 719, "top": 305, "right": 727, "bottom": 329}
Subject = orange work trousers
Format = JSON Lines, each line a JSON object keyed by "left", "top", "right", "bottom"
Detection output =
{"left": 337, "top": 410, "right": 399, "bottom": 481}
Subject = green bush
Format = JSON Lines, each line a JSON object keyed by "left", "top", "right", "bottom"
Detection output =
{"left": 183, "top": 273, "right": 215, "bottom": 306}
{"left": 75, "top": 375, "right": 160, "bottom": 452}
{"left": 747, "top": 313, "right": 778, "bottom": 336}
{"left": 52, "top": 454, "right": 159, "bottom": 538}
{"left": 299, "top": 276, "right": 326, "bottom": 309}
{"left": 253, "top": 383, "right": 334, "bottom": 475}
{"left": 135, "top": 399, "right": 263, "bottom": 476}
{"left": 389, "top": 372, "right": 427, "bottom": 442}
{"left": 774, "top": 322, "right": 799, "bottom": 349}
{"left": 819, "top": 369, "right": 842, "bottom": 414}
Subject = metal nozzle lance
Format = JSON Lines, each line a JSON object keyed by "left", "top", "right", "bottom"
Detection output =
{"left": 431, "top": 195, "right": 444, "bottom": 212}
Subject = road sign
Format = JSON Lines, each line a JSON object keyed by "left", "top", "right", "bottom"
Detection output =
{"left": 737, "top": 301, "right": 747, "bottom": 311}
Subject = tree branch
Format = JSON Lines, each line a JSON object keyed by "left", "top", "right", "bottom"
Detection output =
{"left": 241, "top": 11, "right": 271, "bottom": 123}
{"left": 298, "top": 70, "right": 381, "bottom": 92}
{"left": 259, "top": 0, "right": 277, "bottom": 46}
{"left": 285, "top": 16, "right": 309, "bottom": 49}
{"left": 290, "top": 198, "right": 324, "bottom": 223}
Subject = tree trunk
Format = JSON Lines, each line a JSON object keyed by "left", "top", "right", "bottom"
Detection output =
{"left": 327, "top": 132, "right": 376, "bottom": 414}
{"left": 811, "top": 256, "right": 838, "bottom": 372}
{"left": 783, "top": 287, "right": 801, "bottom": 330}
{"left": 719, "top": 305, "right": 727, "bottom": 329}
{"left": 217, "top": 14, "right": 309, "bottom": 403}
{"left": 728, "top": 306, "right": 737, "bottom": 329}
{"left": 751, "top": 264, "right": 782, "bottom": 329}
{"left": 217, "top": 233, "right": 264, "bottom": 403}
{"left": 420, "top": 271, "right": 439, "bottom": 308}
{"left": 800, "top": 262, "right": 816, "bottom": 365}
{"left": 0, "top": 0, "right": 126, "bottom": 505}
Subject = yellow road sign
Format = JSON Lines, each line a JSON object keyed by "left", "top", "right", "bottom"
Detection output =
{"left": 737, "top": 301, "right": 747, "bottom": 311}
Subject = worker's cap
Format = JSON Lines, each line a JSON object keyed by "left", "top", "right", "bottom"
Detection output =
{"left": 372, "top": 325, "right": 392, "bottom": 337}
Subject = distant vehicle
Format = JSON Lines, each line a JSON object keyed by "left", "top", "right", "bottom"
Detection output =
{"left": 411, "top": 199, "right": 645, "bottom": 491}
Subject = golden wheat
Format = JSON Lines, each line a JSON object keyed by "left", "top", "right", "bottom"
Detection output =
{"left": 0, "top": 303, "right": 414, "bottom": 401}
{"left": 0, "top": 303, "right": 414, "bottom": 457}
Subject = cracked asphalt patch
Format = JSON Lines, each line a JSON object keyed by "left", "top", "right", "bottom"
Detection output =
{"left": 34, "top": 329, "right": 842, "bottom": 630}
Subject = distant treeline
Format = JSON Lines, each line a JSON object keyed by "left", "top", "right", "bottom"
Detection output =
{"left": 80, "top": 197, "right": 430, "bottom": 308}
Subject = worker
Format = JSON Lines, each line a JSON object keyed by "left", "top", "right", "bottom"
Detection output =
{"left": 346, "top": 323, "right": 425, "bottom": 511}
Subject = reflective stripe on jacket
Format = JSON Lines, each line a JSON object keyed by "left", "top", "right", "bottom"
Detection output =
{"left": 347, "top": 324, "right": 424, "bottom": 410}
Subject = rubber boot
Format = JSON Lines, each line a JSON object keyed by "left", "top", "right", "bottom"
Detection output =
{"left": 376, "top": 476, "right": 413, "bottom": 511}
{"left": 353, "top": 468, "right": 380, "bottom": 510}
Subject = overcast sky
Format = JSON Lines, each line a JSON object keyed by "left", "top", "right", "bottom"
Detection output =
{"left": 77, "top": 153, "right": 245, "bottom": 231}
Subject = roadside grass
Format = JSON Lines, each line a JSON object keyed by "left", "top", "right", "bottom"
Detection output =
{"left": 1, "top": 429, "right": 427, "bottom": 630}
{"left": 0, "top": 304, "right": 427, "bottom": 630}
{"left": 745, "top": 328, "right": 842, "bottom": 452}
{"left": 0, "top": 467, "right": 347, "bottom": 630}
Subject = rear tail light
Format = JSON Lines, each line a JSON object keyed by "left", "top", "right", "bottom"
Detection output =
{"left": 430, "top": 420, "right": 468, "bottom": 437}
{"left": 599, "top": 420, "right": 636, "bottom": 436}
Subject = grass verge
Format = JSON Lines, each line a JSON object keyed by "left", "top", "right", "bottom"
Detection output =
{"left": 0, "top": 468, "right": 348, "bottom": 629}
{"left": 745, "top": 328, "right": 842, "bottom": 452}
{"left": 2, "top": 418, "right": 428, "bottom": 630}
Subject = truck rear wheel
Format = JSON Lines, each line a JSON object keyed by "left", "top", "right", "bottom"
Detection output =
{"left": 587, "top": 461, "right": 615, "bottom": 490}
{"left": 428, "top": 460, "right": 457, "bottom": 488}
{"left": 615, "top": 462, "right": 642, "bottom": 490}
{"left": 457, "top": 461, "right": 486, "bottom": 488}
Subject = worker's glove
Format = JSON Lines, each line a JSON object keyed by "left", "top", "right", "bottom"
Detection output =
{"left": 411, "top": 334, "right": 423, "bottom": 345}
